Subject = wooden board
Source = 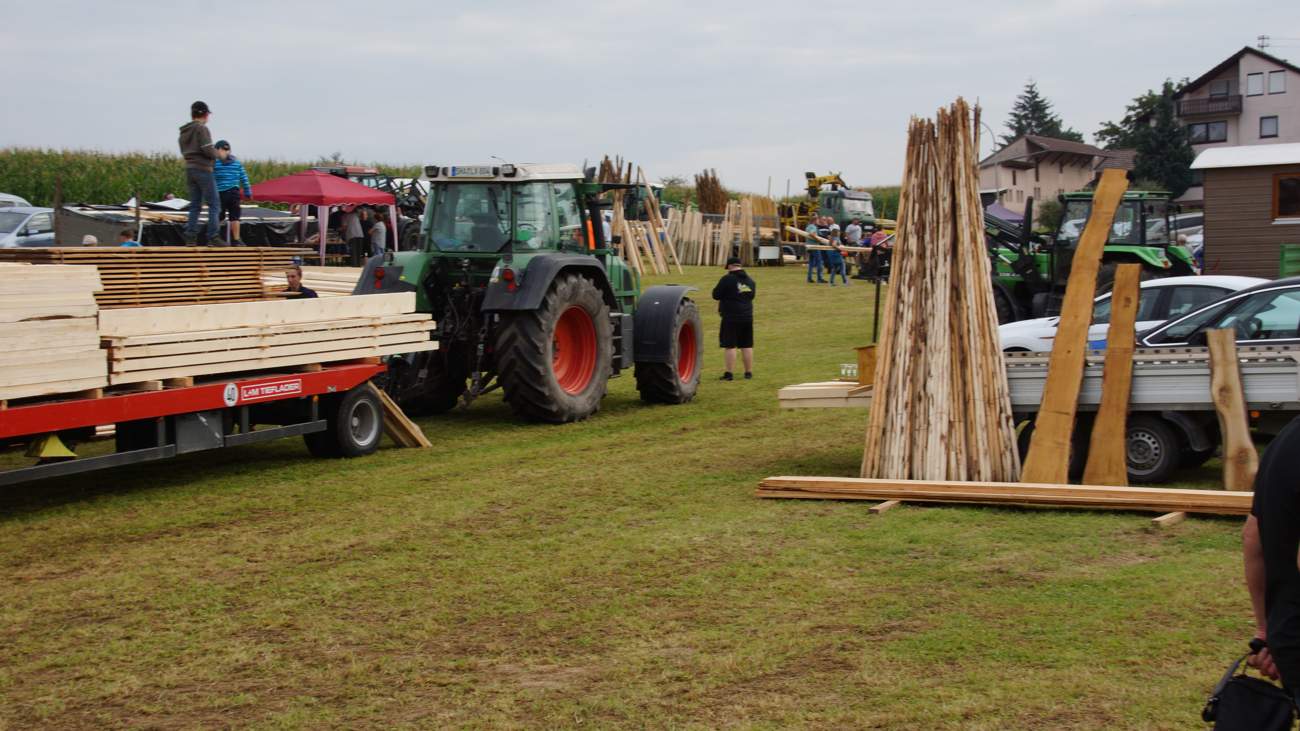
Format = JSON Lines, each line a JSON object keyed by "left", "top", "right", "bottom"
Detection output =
{"left": 109, "top": 320, "right": 435, "bottom": 359}
{"left": 1208, "top": 328, "right": 1259, "bottom": 491}
{"left": 756, "top": 476, "right": 1251, "bottom": 515}
{"left": 109, "top": 341, "right": 437, "bottom": 385}
{"left": 369, "top": 383, "right": 433, "bottom": 448}
{"left": 1021, "top": 169, "right": 1129, "bottom": 484}
{"left": 98, "top": 293, "right": 417, "bottom": 337}
{"left": 1082, "top": 263, "right": 1140, "bottom": 486}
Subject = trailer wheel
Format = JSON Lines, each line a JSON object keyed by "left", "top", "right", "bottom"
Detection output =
{"left": 1126, "top": 415, "right": 1183, "bottom": 484}
{"left": 304, "top": 386, "right": 384, "bottom": 458}
{"left": 495, "top": 273, "right": 612, "bottom": 423}
{"left": 635, "top": 298, "right": 703, "bottom": 404}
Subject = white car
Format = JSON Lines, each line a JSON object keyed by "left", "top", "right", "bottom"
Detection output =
{"left": 0, "top": 192, "right": 32, "bottom": 208}
{"left": 998, "top": 275, "right": 1266, "bottom": 352}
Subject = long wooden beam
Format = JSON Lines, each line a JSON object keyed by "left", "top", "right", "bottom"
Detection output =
{"left": 98, "top": 293, "right": 417, "bottom": 337}
{"left": 1021, "top": 169, "right": 1129, "bottom": 483}
{"left": 1082, "top": 263, "right": 1140, "bottom": 486}
{"left": 756, "top": 476, "right": 1251, "bottom": 515}
{"left": 1208, "top": 328, "right": 1259, "bottom": 491}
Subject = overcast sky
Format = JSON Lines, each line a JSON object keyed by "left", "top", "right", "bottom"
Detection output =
{"left": 3, "top": 1, "right": 1298, "bottom": 193}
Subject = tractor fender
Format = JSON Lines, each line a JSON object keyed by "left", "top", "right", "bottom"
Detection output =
{"left": 1104, "top": 246, "right": 1171, "bottom": 272}
{"left": 633, "top": 285, "right": 697, "bottom": 363}
{"left": 481, "top": 254, "right": 615, "bottom": 312}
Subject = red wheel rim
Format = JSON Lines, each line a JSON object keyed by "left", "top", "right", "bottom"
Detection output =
{"left": 553, "top": 306, "right": 597, "bottom": 395}
{"left": 676, "top": 321, "right": 698, "bottom": 382}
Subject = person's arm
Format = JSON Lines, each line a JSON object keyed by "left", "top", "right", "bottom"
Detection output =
{"left": 1244, "top": 515, "right": 1281, "bottom": 679}
{"left": 199, "top": 127, "right": 216, "bottom": 160}
{"left": 712, "top": 276, "right": 728, "bottom": 301}
{"left": 239, "top": 162, "right": 252, "bottom": 196}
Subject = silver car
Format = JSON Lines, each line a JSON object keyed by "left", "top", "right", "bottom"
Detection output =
{"left": 0, "top": 207, "right": 56, "bottom": 248}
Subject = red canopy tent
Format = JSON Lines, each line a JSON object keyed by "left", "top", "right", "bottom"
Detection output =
{"left": 250, "top": 170, "right": 397, "bottom": 263}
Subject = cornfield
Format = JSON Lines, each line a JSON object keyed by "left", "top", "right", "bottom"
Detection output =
{"left": 0, "top": 148, "right": 422, "bottom": 207}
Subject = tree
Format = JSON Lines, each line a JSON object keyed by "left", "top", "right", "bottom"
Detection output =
{"left": 1001, "top": 80, "right": 1084, "bottom": 147}
{"left": 1094, "top": 80, "right": 1185, "bottom": 150}
{"left": 1035, "top": 199, "right": 1064, "bottom": 232}
{"left": 1131, "top": 85, "right": 1194, "bottom": 197}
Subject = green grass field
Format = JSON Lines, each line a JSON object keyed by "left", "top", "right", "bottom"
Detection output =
{"left": 0, "top": 265, "right": 1248, "bottom": 729}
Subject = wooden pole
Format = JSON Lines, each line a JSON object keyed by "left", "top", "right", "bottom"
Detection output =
{"left": 1082, "top": 263, "right": 1141, "bottom": 486}
{"left": 1021, "top": 169, "right": 1129, "bottom": 484}
{"left": 1208, "top": 328, "right": 1259, "bottom": 491}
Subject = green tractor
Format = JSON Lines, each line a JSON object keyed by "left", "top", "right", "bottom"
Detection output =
{"left": 354, "top": 163, "right": 703, "bottom": 423}
{"left": 988, "top": 190, "right": 1198, "bottom": 323}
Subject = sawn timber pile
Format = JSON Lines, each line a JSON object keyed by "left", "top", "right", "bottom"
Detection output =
{"left": 99, "top": 293, "right": 436, "bottom": 386}
{"left": 0, "top": 247, "right": 305, "bottom": 307}
{"left": 756, "top": 476, "right": 1251, "bottom": 516}
{"left": 0, "top": 263, "right": 107, "bottom": 401}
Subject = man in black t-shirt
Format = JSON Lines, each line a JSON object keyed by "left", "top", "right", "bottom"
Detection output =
{"left": 1245, "top": 417, "right": 1300, "bottom": 691}
{"left": 711, "top": 257, "right": 756, "bottom": 381}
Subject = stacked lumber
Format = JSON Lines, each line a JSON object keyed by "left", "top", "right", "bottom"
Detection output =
{"left": 99, "top": 293, "right": 436, "bottom": 385}
{"left": 596, "top": 156, "right": 682, "bottom": 275}
{"left": 861, "top": 98, "right": 1020, "bottom": 482}
{"left": 0, "top": 247, "right": 305, "bottom": 308}
{"left": 756, "top": 476, "right": 1252, "bottom": 516}
{"left": 0, "top": 264, "right": 107, "bottom": 401}
{"left": 262, "top": 266, "right": 363, "bottom": 297}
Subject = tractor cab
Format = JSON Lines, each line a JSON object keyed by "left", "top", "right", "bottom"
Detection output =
{"left": 1053, "top": 191, "right": 1178, "bottom": 251}
{"left": 421, "top": 164, "right": 589, "bottom": 255}
{"left": 818, "top": 189, "right": 876, "bottom": 229}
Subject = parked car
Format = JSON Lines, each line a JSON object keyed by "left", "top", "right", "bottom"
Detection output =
{"left": 999, "top": 275, "right": 1265, "bottom": 351}
{"left": 0, "top": 207, "right": 57, "bottom": 248}
{"left": 1140, "top": 277, "right": 1300, "bottom": 348}
{"left": 0, "top": 193, "right": 32, "bottom": 209}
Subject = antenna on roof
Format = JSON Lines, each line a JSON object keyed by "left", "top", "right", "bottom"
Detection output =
{"left": 1259, "top": 34, "right": 1270, "bottom": 50}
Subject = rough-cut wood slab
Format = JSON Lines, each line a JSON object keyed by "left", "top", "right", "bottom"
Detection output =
{"left": 1082, "top": 263, "right": 1141, "bottom": 486}
{"left": 1209, "top": 328, "right": 1258, "bottom": 491}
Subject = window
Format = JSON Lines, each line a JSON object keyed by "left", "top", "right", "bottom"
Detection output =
{"left": 1190, "top": 169, "right": 1205, "bottom": 186}
{"left": 1209, "top": 79, "right": 1231, "bottom": 98}
{"left": 1276, "top": 173, "right": 1300, "bottom": 220}
{"left": 1270, "top": 70, "right": 1286, "bottom": 95}
{"left": 27, "top": 213, "right": 52, "bottom": 233}
{"left": 1034, "top": 164, "right": 1040, "bottom": 182}
{"left": 1187, "top": 121, "right": 1228, "bottom": 144}
{"left": 1091, "top": 289, "right": 1162, "bottom": 325}
{"left": 1261, "top": 116, "right": 1280, "bottom": 139}
{"left": 1033, "top": 186, "right": 1041, "bottom": 200}
{"left": 1166, "top": 286, "right": 1230, "bottom": 320}
{"left": 1215, "top": 290, "right": 1300, "bottom": 341}
{"left": 553, "top": 182, "right": 584, "bottom": 249}
{"left": 1011, "top": 169, "right": 1017, "bottom": 186}
{"left": 428, "top": 183, "right": 509, "bottom": 252}
{"left": 512, "top": 182, "right": 554, "bottom": 249}
{"left": 1248, "top": 72, "right": 1265, "bottom": 96}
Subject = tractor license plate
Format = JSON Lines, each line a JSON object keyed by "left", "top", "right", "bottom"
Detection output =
{"left": 448, "top": 165, "right": 495, "bottom": 178}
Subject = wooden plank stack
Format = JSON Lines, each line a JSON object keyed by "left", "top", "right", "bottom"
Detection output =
{"left": 756, "top": 476, "right": 1252, "bottom": 516}
{"left": 596, "top": 157, "right": 683, "bottom": 276}
{"left": 99, "top": 293, "right": 436, "bottom": 385}
{"left": 262, "top": 266, "right": 363, "bottom": 297}
{"left": 861, "top": 98, "right": 1020, "bottom": 482}
{"left": 0, "top": 264, "right": 107, "bottom": 401}
{"left": 0, "top": 247, "right": 305, "bottom": 308}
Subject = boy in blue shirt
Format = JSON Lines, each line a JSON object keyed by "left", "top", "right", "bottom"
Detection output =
{"left": 213, "top": 140, "right": 253, "bottom": 244}
{"left": 116, "top": 229, "right": 142, "bottom": 247}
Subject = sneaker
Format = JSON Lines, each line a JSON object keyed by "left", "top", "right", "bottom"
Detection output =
{"left": 743, "top": 372, "right": 753, "bottom": 380}
{"left": 719, "top": 372, "right": 734, "bottom": 381}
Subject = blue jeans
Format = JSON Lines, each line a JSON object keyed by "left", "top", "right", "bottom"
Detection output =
{"left": 185, "top": 167, "right": 221, "bottom": 241}
{"left": 806, "top": 249, "right": 824, "bottom": 281}
{"left": 827, "top": 259, "right": 847, "bottom": 283}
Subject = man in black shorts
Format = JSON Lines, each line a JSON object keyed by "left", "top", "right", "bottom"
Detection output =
{"left": 1244, "top": 416, "right": 1300, "bottom": 695}
{"left": 712, "top": 256, "right": 756, "bottom": 381}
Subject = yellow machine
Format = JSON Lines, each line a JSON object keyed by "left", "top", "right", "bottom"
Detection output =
{"left": 778, "top": 171, "right": 877, "bottom": 244}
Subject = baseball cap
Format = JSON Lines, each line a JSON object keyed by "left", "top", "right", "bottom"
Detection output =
{"left": 191, "top": 100, "right": 211, "bottom": 116}
{"left": 215, "top": 140, "right": 231, "bottom": 150}
{"left": 725, "top": 256, "right": 742, "bottom": 268}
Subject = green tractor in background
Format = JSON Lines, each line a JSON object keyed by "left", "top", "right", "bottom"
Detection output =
{"left": 987, "top": 190, "right": 1198, "bottom": 323}
{"left": 354, "top": 163, "right": 702, "bottom": 423}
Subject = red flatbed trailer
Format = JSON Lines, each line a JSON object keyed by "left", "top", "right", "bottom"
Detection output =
{"left": 0, "top": 362, "right": 387, "bottom": 486}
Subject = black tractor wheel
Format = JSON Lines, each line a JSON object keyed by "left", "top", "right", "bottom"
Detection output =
{"left": 635, "top": 298, "right": 703, "bottom": 404}
{"left": 993, "top": 287, "right": 1017, "bottom": 325}
{"left": 304, "top": 385, "right": 385, "bottom": 458}
{"left": 495, "top": 273, "right": 613, "bottom": 423}
{"left": 1125, "top": 415, "right": 1183, "bottom": 484}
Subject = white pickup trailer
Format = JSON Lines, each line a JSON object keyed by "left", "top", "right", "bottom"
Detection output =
{"left": 779, "top": 345, "right": 1300, "bottom": 483}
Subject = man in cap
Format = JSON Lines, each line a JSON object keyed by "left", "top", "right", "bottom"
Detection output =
{"left": 711, "top": 256, "right": 757, "bottom": 381}
{"left": 213, "top": 140, "right": 253, "bottom": 244}
{"left": 177, "top": 100, "right": 221, "bottom": 244}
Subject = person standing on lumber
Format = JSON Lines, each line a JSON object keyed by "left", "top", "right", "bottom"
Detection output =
{"left": 713, "top": 256, "right": 756, "bottom": 381}
{"left": 178, "top": 100, "right": 222, "bottom": 245}
{"left": 283, "top": 265, "right": 318, "bottom": 299}
{"left": 213, "top": 140, "right": 253, "bottom": 245}
{"left": 805, "top": 217, "right": 826, "bottom": 284}
{"left": 1243, "top": 417, "right": 1300, "bottom": 691}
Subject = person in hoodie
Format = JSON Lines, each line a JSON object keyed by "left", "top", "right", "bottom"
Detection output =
{"left": 213, "top": 140, "right": 253, "bottom": 244}
{"left": 711, "top": 256, "right": 757, "bottom": 381}
{"left": 177, "top": 100, "right": 221, "bottom": 244}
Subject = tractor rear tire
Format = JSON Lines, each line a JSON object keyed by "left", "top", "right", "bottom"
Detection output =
{"left": 303, "top": 386, "right": 385, "bottom": 458}
{"left": 993, "top": 287, "right": 1016, "bottom": 324}
{"left": 495, "top": 273, "right": 612, "bottom": 423}
{"left": 635, "top": 298, "right": 703, "bottom": 404}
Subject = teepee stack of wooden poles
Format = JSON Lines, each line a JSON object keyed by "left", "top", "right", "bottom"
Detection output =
{"left": 861, "top": 98, "right": 1020, "bottom": 482}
